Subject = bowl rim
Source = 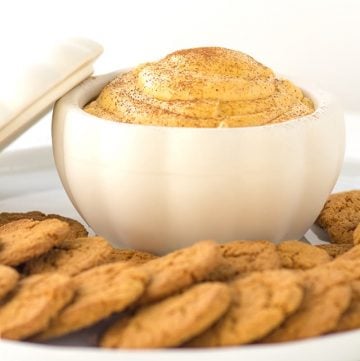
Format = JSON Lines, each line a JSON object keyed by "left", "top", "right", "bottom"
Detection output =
{"left": 54, "top": 69, "right": 338, "bottom": 132}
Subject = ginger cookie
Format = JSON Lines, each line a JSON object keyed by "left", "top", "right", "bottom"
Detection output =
{"left": 188, "top": 270, "right": 303, "bottom": 347}
{"left": 100, "top": 282, "right": 231, "bottom": 348}
{"left": 0, "top": 219, "right": 70, "bottom": 266}
{"left": 0, "top": 273, "right": 74, "bottom": 340}
{"left": 0, "top": 265, "right": 19, "bottom": 301}
{"left": 316, "top": 243, "right": 353, "bottom": 258}
{"left": 0, "top": 211, "right": 88, "bottom": 239}
{"left": 138, "top": 240, "right": 221, "bottom": 304}
{"left": 37, "top": 262, "right": 148, "bottom": 340}
{"left": 24, "top": 237, "right": 115, "bottom": 276}
{"left": 354, "top": 223, "right": 360, "bottom": 245}
{"left": 277, "top": 240, "right": 331, "bottom": 270}
{"left": 316, "top": 190, "right": 360, "bottom": 244}
{"left": 46, "top": 214, "right": 88, "bottom": 239}
{"left": 106, "top": 248, "right": 158, "bottom": 265}
{"left": 336, "top": 280, "right": 360, "bottom": 332}
{"left": 0, "top": 211, "right": 46, "bottom": 226}
{"left": 336, "top": 244, "right": 360, "bottom": 261}
{"left": 263, "top": 260, "right": 359, "bottom": 342}
{"left": 208, "top": 240, "right": 281, "bottom": 281}
{"left": 25, "top": 238, "right": 157, "bottom": 276}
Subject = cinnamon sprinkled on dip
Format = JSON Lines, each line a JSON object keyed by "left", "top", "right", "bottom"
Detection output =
{"left": 84, "top": 47, "right": 314, "bottom": 127}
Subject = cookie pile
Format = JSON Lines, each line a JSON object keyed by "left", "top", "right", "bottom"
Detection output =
{"left": 0, "top": 190, "right": 359, "bottom": 349}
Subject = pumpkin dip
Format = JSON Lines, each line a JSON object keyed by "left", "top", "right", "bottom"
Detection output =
{"left": 84, "top": 47, "right": 314, "bottom": 127}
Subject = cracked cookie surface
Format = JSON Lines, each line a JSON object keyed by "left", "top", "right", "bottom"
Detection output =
{"left": 0, "top": 273, "right": 74, "bottom": 340}
{"left": 0, "top": 211, "right": 88, "bottom": 240}
{"left": 37, "top": 262, "right": 148, "bottom": 340}
{"left": 316, "top": 243, "right": 353, "bottom": 258}
{"left": 189, "top": 269, "right": 303, "bottom": 346}
{"left": 25, "top": 237, "right": 157, "bottom": 276}
{"left": 263, "top": 260, "right": 359, "bottom": 342}
{"left": 0, "top": 219, "right": 70, "bottom": 266}
{"left": 105, "top": 248, "right": 158, "bottom": 265}
{"left": 100, "top": 282, "right": 231, "bottom": 348}
{"left": 277, "top": 240, "right": 331, "bottom": 270}
{"left": 208, "top": 240, "right": 280, "bottom": 281}
{"left": 0, "top": 211, "right": 46, "bottom": 226}
{"left": 24, "top": 237, "right": 115, "bottom": 276}
{"left": 316, "top": 191, "right": 360, "bottom": 244}
{"left": 336, "top": 244, "right": 360, "bottom": 262}
{"left": 139, "top": 240, "right": 221, "bottom": 303}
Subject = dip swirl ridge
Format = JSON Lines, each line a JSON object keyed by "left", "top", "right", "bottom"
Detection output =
{"left": 85, "top": 47, "right": 314, "bottom": 127}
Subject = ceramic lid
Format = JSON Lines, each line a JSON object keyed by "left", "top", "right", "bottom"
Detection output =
{"left": 0, "top": 38, "right": 103, "bottom": 150}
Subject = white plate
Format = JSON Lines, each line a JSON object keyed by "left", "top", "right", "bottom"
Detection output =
{"left": 0, "top": 146, "right": 360, "bottom": 361}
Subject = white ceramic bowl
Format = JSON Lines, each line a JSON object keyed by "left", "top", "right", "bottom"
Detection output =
{"left": 52, "top": 71, "right": 345, "bottom": 254}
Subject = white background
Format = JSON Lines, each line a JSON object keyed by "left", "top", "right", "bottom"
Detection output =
{"left": 1, "top": 0, "right": 359, "bottom": 151}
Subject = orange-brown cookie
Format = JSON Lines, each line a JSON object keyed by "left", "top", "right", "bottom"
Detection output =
{"left": 25, "top": 238, "right": 158, "bottom": 276}
{"left": 24, "top": 237, "right": 115, "bottom": 276}
{"left": 0, "top": 265, "right": 19, "bottom": 301}
{"left": 106, "top": 248, "right": 158, "bottom": 265}
{"left": 316, "top": 243, "right": 353, "bottom": 258}
{"left": 139, "top": 240, "right": 221, "bottom": 304}
{"left": 100, "top": 282, "right": 231, "bottom": 348}
{"left": 0, "top": 273, "right": 74, "bottom": 340}
{"left": 188, "top": 270, "right": 303, "bottom": 347}
{"left": 263, "top": 260, "right": 359, "bottom": 342}
{"left": 37, "top": 262, "right": 148, "bottom": 340}
{"left": 0, "top": 219, "right": 70, "bottom": 266}
{"left": 336, "top": 280, "right": 360, "bottom": 332}
{"left": 336, "top": 244, "right": 360, "bottom": 261}
{"left": 46, "top": 214, "right": 88, "bottom": 239}
{"left": 354, "top": 223, "right": 360, "bottom": 245}
{"left": 208, "top": 240, "right": 280, "bottom": 281}
{"left": 277, "top": 240, "right": 331, "bottom": 270}
{"left": 316, "top": 190, "right": 360, "bottom": 244}
{"left": 0, "top": 211, "right": 46, "bottom": 226}
{"left": 0, "top": 211, "right": 88, "bottom": 239}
